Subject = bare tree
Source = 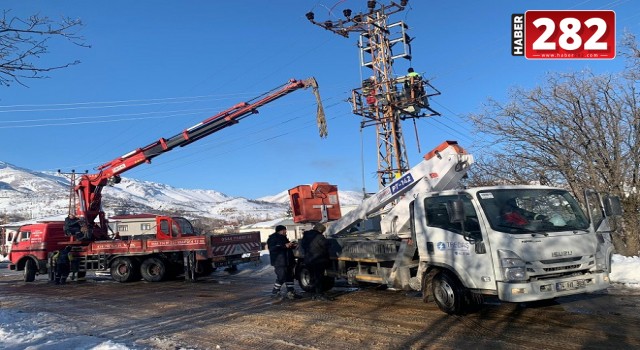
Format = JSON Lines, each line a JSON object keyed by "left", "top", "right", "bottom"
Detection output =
{"left": 0, "top": 10, "right": 89, "bottom": 87}
{"left": 467, "top": 33, "right": 640, "bottom": 256}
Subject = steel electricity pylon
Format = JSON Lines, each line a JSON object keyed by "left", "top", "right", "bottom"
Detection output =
{"left": 305, "top": 0, "right": 440, "bottom": 189}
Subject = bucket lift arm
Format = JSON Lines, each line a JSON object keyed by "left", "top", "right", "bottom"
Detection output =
{"left": 290, "top": 141, "right": 473, "bottom": 237}
{"left": 75, "top": 78, "right": 327, "bottom": 240}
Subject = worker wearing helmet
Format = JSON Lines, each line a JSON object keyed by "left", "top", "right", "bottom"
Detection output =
{"left": 405, "top": 67, "right": 425, "bottom": 100}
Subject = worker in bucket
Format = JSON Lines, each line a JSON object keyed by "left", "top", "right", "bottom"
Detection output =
{"left": 64, "top": 213, "right": 83, "bottom": 238}
{"left": 267, "top": 225, "right": 301, "bottom": 300}
{"left": 404, "top": 67, "right": 425, "bottom": 100}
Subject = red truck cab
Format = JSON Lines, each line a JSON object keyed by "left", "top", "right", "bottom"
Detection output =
{"left": 156, "top": 216, "right": 196, "bottom": 239}
{"left": 3, "top": 221, "right": 68, "bottom": 281}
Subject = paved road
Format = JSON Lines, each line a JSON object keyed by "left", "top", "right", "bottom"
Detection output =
{"left": 0, "top": 265, "right": 638, "bottom": 350}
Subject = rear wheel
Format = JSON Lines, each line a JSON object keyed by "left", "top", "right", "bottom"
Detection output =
{"left": 24, "top": 259, "right": 37, "bottom": 282}
{"left": 297, "top": 264, "right": 334, "bottom": 292}
{"left": 196, "top": 261, "right": 215, "bottom": 277}
{"left": 432, "top": 271, "right": 468, "bottom": 315}
{"left": 297, "top": 265, "right": 314, "bottom": 292}
{"left": 110, "top": 257, "right": 140, "bottom": 283}
{"left": 141, "top": 257, "right": 166, "bottom": 282}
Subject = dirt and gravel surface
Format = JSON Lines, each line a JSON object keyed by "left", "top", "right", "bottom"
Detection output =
{"left": 1, "top": 261, "right": 639, "bottom": 350}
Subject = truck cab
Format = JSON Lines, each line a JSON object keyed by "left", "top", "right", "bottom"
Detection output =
{"left": 4, "top": 222, "right": 67, "bottom": 281}
{"left": 157, "top": 216, "right": 196, "bottom": 239}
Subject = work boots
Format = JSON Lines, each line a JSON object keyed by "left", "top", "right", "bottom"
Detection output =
{"left": 270, "top": 289, "right": 282, "bottom": 299}
{"left": 286, "top": 290, "right": 302, "bottom": 300}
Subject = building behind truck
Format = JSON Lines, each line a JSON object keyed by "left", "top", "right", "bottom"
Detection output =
{"left": 289, "top": 141, "right": 622, "bottom": 315}
{"left": 109, "top": 213, "right": 158, "bottom": 238}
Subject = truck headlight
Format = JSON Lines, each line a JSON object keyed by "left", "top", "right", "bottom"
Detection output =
{"left": 499, "top": 249, "right": 527, "bottom": 282}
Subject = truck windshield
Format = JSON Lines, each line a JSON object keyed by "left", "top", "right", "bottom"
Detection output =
{"left": 477, "top": 188, "right": 589, "bottom": 234}
{"left": 172, "top": 217, "right": 195, "bottom": 236}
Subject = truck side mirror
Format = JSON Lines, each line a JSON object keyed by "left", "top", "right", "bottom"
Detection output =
{"left": 448, "top": 200, "right": 465, "bottom": 223}
{"left": 603, "top": 196, "right": 623, "bottom": 216}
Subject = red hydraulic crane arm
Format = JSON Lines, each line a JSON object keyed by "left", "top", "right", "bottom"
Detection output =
{"left": 74, "top": 78, "right": 326, "bottom": 239}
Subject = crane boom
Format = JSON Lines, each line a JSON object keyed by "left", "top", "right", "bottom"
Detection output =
{"left": 75, "top": 77, "right": 326, "bottom": 240}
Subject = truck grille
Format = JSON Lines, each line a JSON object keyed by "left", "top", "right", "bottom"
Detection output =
{"left": 543, "top": 264, "right": 581, "bottom": 272}
{"left": 526, "top": 255, "right": 593, "bottom": 277}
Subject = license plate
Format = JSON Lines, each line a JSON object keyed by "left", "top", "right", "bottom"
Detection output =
{"left": 556, "top": 279, "right": 586, "bottom": 291}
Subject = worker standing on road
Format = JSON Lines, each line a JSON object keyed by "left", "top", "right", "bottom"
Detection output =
{"left": 52, "top": 246, "right": 74, "bottom": 285}
{"left": 69, "top": 247, "right": 80, "bottom": 281}
{"left": 300, "top": 223, "right": 332, "bottom": 301}
{"left": 267, "top": 225, "right": 300, "bottom": 300}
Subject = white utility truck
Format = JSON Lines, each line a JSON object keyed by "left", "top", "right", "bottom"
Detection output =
{"left": 289, "top": 141, "right": 621, "bottom": 314}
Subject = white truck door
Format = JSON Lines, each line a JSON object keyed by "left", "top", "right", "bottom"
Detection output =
{"left": 417, "top": 194, "right": 496, "bottom": 290}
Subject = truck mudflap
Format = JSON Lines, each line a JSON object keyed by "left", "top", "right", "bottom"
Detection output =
{"left": 496, "top": 272, "right": 610, "bottom": 302}
{"left": 209, "top": 232, "right": 261, "bottom": 257}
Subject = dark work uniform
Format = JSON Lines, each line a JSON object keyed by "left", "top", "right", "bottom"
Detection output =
{"left": 53, "top": 247, "right": 73, "bottom": 285}
{"left": 267, "top": 232, "right": 296, "bottom": 297}
{"left": 300, "top": 229, "right": 330, "bottom": 298}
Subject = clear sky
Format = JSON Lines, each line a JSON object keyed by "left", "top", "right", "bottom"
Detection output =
{"left": 1, "top": 1, "right": 638, "bottom": 198}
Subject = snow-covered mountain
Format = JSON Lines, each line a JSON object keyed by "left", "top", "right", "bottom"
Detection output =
{"left": 0, "top": 161, "right": 364, "bottom": 224}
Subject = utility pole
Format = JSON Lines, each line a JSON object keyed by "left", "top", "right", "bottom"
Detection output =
{"left": 305, "top": 0, "right": 440, "bottom": 189}
{"left": 58, "top": 169, "right": 87, "bottom": 215}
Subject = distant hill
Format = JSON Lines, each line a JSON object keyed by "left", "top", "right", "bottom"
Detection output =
{"left": 0, "top": 161, "right": 364, "bottom": 224}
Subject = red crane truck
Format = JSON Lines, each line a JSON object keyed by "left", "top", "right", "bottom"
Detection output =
{"left": 1, "top": 77, "right": 327, "bottom": 283}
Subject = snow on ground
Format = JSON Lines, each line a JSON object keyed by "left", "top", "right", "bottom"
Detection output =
{"left": 0, "top": 253, "right": 639, "bottom": 349}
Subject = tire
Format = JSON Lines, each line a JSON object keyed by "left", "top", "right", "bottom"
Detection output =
{"left": 297, "top": 265, "right": 314, "bottom": 292}
{"left": 196, "top": 261, "right": 214, "bottom": 277}
{"left": 140, "top": 257, "right": 166, "bottom": 282}
{"left": 110, "top": 257, "right": 140, "bottom": 283}
{"left": 24, "top": 259, "right": 37, "bottom": 282}
{"left": 297, "top": 264, "right": 334, "bottom": 292}
{"left": 431, "top": 271, "right": 468, "bottom": 315}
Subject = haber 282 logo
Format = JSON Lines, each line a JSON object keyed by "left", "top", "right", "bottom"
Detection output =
{"left": 512, "top": 10, "right": 615, "bottom": 59}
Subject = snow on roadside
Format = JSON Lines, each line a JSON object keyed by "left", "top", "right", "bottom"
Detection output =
{"left": 0, "top": 309, "right": 134, "bottom": 350}
{"left": 610, "top": 254, "right": 640, "bottom": 288}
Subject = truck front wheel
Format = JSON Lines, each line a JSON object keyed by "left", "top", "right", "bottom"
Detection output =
{"left": 141, "top": 257, "right": 166, "bottom": 282}
{"left": 110, "top": 257, "right": 140, "bottom": 283}
{"left": 23, "top": 259, "right": 37, "bottom": 282}
{"left": 432, "top": 271, "right": 467, "bottom": 315}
